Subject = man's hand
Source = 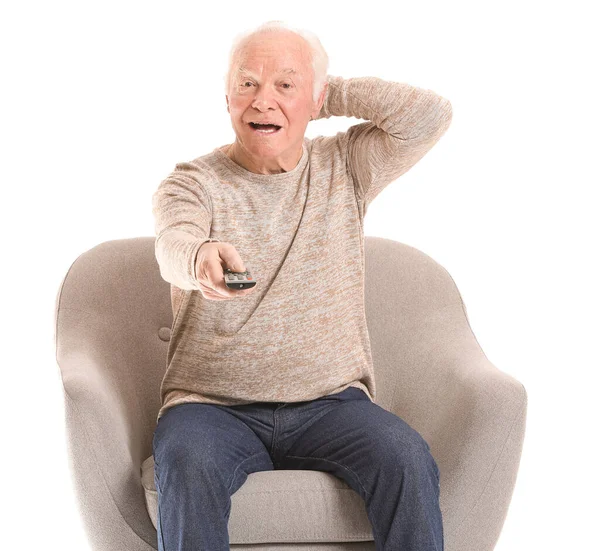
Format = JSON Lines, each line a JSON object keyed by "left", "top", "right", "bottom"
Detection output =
{"left": 195, "top": 241, "right": 256, "bottom": 301}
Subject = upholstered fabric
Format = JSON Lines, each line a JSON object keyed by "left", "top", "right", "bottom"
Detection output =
{"left": 55, "top": 236, "right": 527, "bottom": 550}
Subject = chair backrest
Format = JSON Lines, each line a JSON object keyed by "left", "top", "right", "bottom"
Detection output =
{"left": 55, "top": 234, "right": 468, "bottom": 420}
{"left": 55, "top": 235, "right": 473, "bottom": 446}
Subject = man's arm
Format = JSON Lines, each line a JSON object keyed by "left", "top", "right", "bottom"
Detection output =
{"left": 315, "top": 74, "right": 453, "bottom": 214}
{"left": 152, "top": 161, "right": 215, "bottom": 290}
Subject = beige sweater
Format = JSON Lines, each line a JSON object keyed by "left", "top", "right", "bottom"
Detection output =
{"left": 152, "top": 74, "right": 453, "bottom": 423}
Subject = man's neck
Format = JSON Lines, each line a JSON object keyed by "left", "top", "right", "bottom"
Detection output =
{"left": 226, "top": 142, "right": 302, "bottom": 175}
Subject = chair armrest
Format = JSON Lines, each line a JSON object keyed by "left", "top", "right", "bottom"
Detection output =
{"left": 432, "top": 352, "right": 527, "bottom": 548}
{"left": 382, "top": 305, "right": 527, "bottom": 549}
{"left": 57, "top": 308, "right": 157, "bottom": 551}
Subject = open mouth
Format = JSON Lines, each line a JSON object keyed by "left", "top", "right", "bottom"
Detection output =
{"left": 249, "top": 122, "right": 282, "bottom": 134}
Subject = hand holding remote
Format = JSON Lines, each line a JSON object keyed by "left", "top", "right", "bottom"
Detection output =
{"left": 195, "top": 241, "right": 256, "bottom": 301}
{"left": 224, "top": 267, "right": 257, "bottom": 290}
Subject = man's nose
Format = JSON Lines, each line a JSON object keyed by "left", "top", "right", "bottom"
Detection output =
{"left": 252, "top": 88, "right": 278, "bottom": 109}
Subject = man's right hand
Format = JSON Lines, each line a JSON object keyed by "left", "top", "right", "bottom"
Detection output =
{"left": 195, "top": 241, "right": 256, "bottom": 300}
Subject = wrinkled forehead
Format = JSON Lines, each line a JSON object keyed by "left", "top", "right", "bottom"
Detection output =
{"left": 235, "top": 66, "right": 300, "bottom": 80}
{"left": 233, "top": 33, "right": 312, "bottom": 76}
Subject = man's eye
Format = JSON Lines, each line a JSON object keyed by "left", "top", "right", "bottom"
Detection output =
{"left": 240, "top": 82, "right": 291, "bottom": 88}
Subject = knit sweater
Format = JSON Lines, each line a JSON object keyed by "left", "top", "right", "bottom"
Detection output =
{"left": 152, "top": 74, "right": 453, "bottom": 423}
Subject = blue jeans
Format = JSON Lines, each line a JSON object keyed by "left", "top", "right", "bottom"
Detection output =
{"left": 152, "top": 386, "right": 443, "bottom": 550}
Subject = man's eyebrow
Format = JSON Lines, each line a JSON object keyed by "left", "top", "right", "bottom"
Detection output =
{"left": 237, "top": 67, "right": 298, "bottom": 78}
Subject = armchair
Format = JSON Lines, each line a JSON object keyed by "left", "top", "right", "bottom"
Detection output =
{"left": 54, "top": 236, "right": 527, "bottom": 550}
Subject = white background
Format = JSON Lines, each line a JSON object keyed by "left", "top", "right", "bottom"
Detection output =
{"left": 2, "top": 0, "right": 598, "bottom": 549}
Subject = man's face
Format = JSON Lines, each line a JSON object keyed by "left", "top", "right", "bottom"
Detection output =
{"left": 225, "top": 31, "right": 326, "bottom": 167}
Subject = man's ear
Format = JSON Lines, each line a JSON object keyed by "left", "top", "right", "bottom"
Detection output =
{"left": 225, "top": 95, "right": 230, "bottom": 114}
{"left": 313, "top": 82, "right": 329, "bottom": 119}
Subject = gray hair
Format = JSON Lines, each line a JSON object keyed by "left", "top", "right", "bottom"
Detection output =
{"left": 224, "top": 20, "right": 329, "bottom": 104}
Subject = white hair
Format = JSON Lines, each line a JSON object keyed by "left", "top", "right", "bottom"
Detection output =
{"left": 224, "top": 20, "right": 329, "bottom": 104}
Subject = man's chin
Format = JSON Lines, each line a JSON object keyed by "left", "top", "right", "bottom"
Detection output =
{"left": 240, "top": 140, "right": 286, "bottom": 156}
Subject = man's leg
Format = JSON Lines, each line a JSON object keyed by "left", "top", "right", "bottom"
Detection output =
{"left": 275, "top": 387, "right": 443, "bottom": 551}
{"left": 152, "top": 403, "right": 275, "bottom": 551}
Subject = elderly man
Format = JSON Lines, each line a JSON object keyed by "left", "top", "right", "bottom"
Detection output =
{"left": 152, "top": 20, "right": 452, "bottom": 551}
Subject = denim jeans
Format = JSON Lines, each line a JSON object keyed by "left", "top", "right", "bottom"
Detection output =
{"left": 152, "top": 386, "right": 443, "bottom": 551}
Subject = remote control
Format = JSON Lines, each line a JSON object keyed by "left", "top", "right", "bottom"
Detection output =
{"left": 224, "top": 267, "right": 257, "bottom": 290}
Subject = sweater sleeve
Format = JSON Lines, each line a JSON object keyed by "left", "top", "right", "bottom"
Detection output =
{"left": 316, "top": 74, "right": 453, "bottom": 215}
{"left": 151, "top": 161, "right": 214, "bottom": 291}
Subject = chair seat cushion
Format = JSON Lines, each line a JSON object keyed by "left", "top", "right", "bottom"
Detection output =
{"left": 141, "top": 455, "right": 374, "bottom": 545}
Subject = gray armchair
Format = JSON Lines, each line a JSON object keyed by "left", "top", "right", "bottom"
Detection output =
{"left": 55, "top": 236, "right": 527, "bottom": 550}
